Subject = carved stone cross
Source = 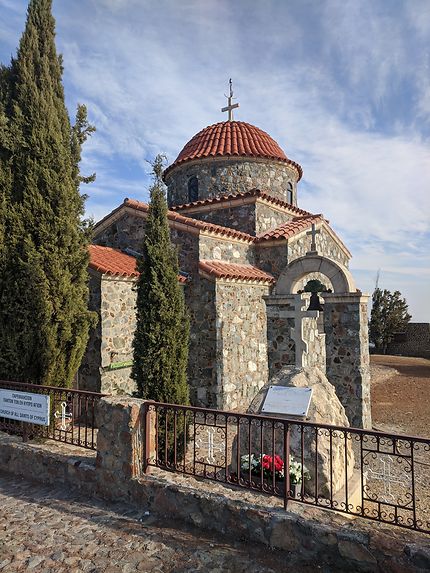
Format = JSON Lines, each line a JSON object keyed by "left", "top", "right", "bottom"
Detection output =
{"left": 221, "top": 78, "right": 239, "bottom": 121}
{"left": 306, "top": 223, "right": 320, "bottom": 252}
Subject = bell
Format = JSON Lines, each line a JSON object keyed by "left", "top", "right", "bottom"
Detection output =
{"left": 308, "top": 291, "right": 324, "bottom": 311}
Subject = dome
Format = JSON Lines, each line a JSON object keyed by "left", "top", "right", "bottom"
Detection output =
{"left": 164, "top": 121, "right": 302, "bottom": 180}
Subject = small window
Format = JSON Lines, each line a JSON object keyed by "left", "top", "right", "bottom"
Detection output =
{"left": 188, "top": 176, "right": 198, "bottom": 202}
{"left": 287, "top": 182, "right": 293, "bottom": 204}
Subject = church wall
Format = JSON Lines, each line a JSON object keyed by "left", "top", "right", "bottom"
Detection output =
{"left": 323, "top": 294, "right": 371, "bottom": 429}
{"left": 165, "top": 158, "right": 298, "bottom": 208}
{"left": 256, "top": 243, "right": 289, "bottom": 279}
{"left": 255, "top": 202, "right": 294, "bottom": 235}
{"left": 94, "top": 213, "right": 146, "bottom": 253}
{"left": 214, "top": 281, "right": 270, "bottom": 410}
{"left": 78, "top": 272, "right": 102, "bottom": 393}
{"left": 199, "top": 235, "right": 255, "bottom": 264}
{"left": 99, "top": 277, "right": 137, "bottom": 396}
{"left": 287, "top": 228, "right": 350, "bottom": 268}
{"left": 186, "top": 277, "right": 218, "bottom": 407}
{"left": 179, "top": 203, "right": 257, "bottom": 236}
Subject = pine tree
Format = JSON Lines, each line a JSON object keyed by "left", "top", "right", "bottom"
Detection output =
{"left": 132, "top": 155, "right": 189, "bottom": 405}
{"left": 0, "top": 0, "right": 96, "bottom": 386}
{"left": 369, "top": 288, "right": 411, "bottom": 354}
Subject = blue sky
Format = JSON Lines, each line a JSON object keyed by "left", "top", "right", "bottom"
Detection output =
{"left": 1, "top": 0, "right": 429, "bottom": 320}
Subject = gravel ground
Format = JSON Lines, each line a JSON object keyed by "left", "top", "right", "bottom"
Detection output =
{"left": 370, "top": 355, "right": 430, "bottom": 437}
{"left": 0, "top": 472, "right": 324, "bottom": 573}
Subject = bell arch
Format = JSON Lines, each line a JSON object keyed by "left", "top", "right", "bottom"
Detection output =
{"left": 275, "top": 255, "right": 356, "bottom": 295}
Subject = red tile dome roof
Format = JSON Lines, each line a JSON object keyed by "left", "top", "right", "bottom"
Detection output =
{"left": 164, "top": 121, "right": 302, "bottom": 180}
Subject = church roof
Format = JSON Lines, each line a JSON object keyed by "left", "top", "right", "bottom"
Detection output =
{"left": 88, "top": 245, "right": 187, "bottom": 282}
{"left": 170, "top": 189, "right": 312, "bottom": 217}
{"left": 199, "top": 260, "right": 275, "bottom": 284}
{"left": 89, "top": 245, "right": 139, "bottom": 277}
{"left": 164, "top": 121, "right": 302, "bottom": 180}
{"left": 257, "top": 214, "right": 323, "bottom": 241}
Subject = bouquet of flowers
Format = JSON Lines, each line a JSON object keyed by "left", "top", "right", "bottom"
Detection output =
{"left": 240, "top": 453, "right": 310, "bottom": 484}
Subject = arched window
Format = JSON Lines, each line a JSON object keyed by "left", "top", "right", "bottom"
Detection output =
{"left": 188, "top": 176, "right": 198, "bottom": 203}
{"left": 287, "top": 182, "right": 293, "bottom": 204}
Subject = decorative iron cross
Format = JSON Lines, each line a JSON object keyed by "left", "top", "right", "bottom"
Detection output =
{"left": 221, "top": 78, "right": 239, "bottom": 121}
{"left": 54, "top": 401, "right": 73, "bottom": 431}
{"left": 195, "top": 426, "right": 226, "bottom": 465}
{"left": 306, "top": 223, "right": 320, "bottom": 252}
{"left": 366, "top": 455, "right": 410, "bottom": 503}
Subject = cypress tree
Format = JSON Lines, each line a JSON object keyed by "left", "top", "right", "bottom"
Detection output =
{"left": 0, "top": 0, "right": 96, "bottom": 387}
{"left": 132, "top": 155, "right": 189, "bottom": 405}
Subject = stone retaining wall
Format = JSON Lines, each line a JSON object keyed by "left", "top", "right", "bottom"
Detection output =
{"left": 1, "top": 396, "right": 429, "bottom": 573}
{"left": 386, "top": 323, "right": 430, "bottom": 359}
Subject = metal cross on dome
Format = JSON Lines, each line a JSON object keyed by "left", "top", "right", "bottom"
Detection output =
{"left": 221, "top": 78, "right": 239, "bottom": 121}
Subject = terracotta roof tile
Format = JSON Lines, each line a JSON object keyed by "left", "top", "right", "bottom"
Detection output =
{"left": 88, "top": 244, "right": 187, "bottom": 282}
{"left": 164, "top": 121, "right": 303, "bottom": 180}
{"left": 256, "top": 215, "right": 323, "bottom": 241}
{"left": 199, "top": 260, "right": 275, "bottom": 284}
{"left": 171, "top": 189, "right": 312, "bottom": 216}
{"left": 89, "top": 245, "right": 139, "bottom": 277}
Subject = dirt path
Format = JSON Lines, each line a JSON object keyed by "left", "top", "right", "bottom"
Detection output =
{"left": 371, "top": 355, "right": 430, "bottom": 438}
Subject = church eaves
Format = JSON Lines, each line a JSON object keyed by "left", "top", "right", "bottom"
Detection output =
{"left": 199, "top": 260, "right": 275, "bottom": 284}
{"left": 88, "top": 245, "right": 187, "bottom": 282}
{"left": 170, "top": 189, "right": 312, "bottom": 217}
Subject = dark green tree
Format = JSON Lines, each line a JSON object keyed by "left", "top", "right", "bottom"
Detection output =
{"left": 132, "top": 155, "right": 189, "bottom": 405}
{"left": 0, "top": 0, "right": 96, "bottom": 386}
{"left": 369, "top": 288, "right": 411, "bottom": 354}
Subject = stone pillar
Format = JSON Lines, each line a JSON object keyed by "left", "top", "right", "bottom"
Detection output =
{"left": 96, "top": 396, "right": 145, "bottom": 480}
{"left": 322, "top": 293, "right": 371, "bottom": 429}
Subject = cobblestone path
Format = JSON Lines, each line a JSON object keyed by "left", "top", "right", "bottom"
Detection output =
{"left": 0, "top": 472, "right": 322, "bottom": 573}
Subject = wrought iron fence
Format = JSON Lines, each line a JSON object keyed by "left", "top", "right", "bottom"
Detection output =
{"left": 143, "top": 402, "right": 430, "bottom": 535}
{"left": 0, "top": 380, "right": 105, "bottom": 450}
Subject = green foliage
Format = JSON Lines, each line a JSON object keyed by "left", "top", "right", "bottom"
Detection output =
{"left": 369, "top": 288, "right": 411, "bottom": 354}
{"left": 0, "top": 0, "right": 96, "bottom": 387}
{"left": 132, "top": 155, "right": 189, "bottom": 406}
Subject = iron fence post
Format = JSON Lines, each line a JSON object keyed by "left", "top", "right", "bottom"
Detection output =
{"left": 284, "top": 423, "right": 290, "bottom": 510}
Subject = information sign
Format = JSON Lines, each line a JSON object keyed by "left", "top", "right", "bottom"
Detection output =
{"left": 0, "top": 389, "right": 50, "bottom": 426}
{"left": 261, "top": 386, "right": 312, "bottom": 417}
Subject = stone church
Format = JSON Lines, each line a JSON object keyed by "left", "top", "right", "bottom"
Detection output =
{"left": 80, "top": 111, "right": 371, "bottom": 429}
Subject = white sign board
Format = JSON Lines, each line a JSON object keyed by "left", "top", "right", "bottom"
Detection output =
{"left": 261, "top": 386, "right": 312, "bottom": 417}
{"left": 0, "top": 389, "right": 50, "bottom": 426}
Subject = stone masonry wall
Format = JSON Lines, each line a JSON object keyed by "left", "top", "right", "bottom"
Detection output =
{"left": 255, "top": 202, "right": 294, "bottom": 235}
{"left": 215, "top": 281, "right": 270, "bottom": 410}
{"left": 256, "top": 243, "right": 289, "bottom": 279}
{"left": 182, "top": 203, "right": 258, "bottom": 236}
{"left": 386, "top": 323, "right": 430, "bottom": 359}
{"left": 323, "top": 294, "right": 371, "bottom": 429}
{"left": 95, "top": 213, "right": 146, "bottom": 253}
{"left": 288, "top": 227, "right": 350, "bottom": 268}
{"left": 187, "top": 277, "right": 218, "bottom": 407}
{"left": 165, "top": 157, "right": 299, "bottom": 207}
{"left": 177, "top": 201, "right": 294, "bottom": 237}
{"left": 199, "top": 235, "right": 254, "bottom": 264}
{"left": 99, "top": 276, "right": 137, "bottom": 395}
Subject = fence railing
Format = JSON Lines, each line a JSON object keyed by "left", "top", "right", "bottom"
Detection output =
{"left": 143, "top": 401, "right": 430, "bottom": 535}
{"left": 0, "top": 380, "right": 105, "bottom": 450}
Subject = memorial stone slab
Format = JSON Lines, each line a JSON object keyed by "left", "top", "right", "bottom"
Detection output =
{"left": 261, "top": 386, "right": 312, "bottom": 417}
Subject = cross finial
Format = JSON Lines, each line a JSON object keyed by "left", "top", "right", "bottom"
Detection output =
{"left": 306, "top": 223, "right": 320, "bottom": 253}
{"left": 221, "top": 78, "right": 239, "bottom": 121}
